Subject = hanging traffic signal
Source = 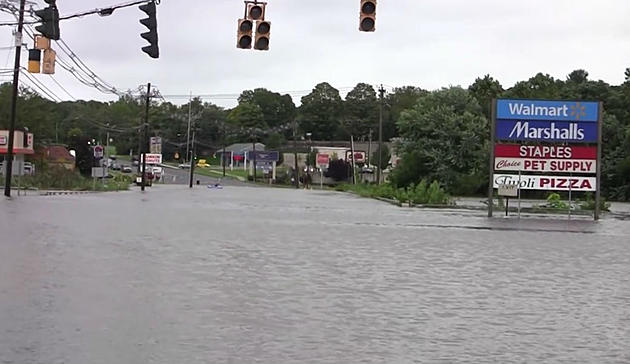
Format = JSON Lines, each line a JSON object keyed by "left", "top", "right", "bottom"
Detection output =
{"left": 254, "top": 21, "right": 270, "bottom": 51}
{"left": 28, "top": 49, "right": 41, "bottom": 73}
{"left": 34, "top": 2, "right": 60, "bottom": 40}
{"left": 237, "top": 19, "right": 253, "bottom": 49}
{"left": 42, "top": 49, "right": 56, "bottom": 74}
{"left": 247, "top": 3, "right": 266, "bottom": 21}
{"left": 139, "top": 1, "right": 159, "bottom": 58}
{"left": 359, "top": 0, "right": 376, "bottom": 32}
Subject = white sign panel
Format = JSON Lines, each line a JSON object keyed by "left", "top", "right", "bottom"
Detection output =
{"left": 141, "top": 153, "right": 163, "bottom": 164}
{"left": 494, "top": 158, "right": 596, "bottom": 173}
{"left": 493, "top": 174, "right": 596, "bottom": 192}
{"left": 498, "top": 184, "right": 518, "bottom": 197}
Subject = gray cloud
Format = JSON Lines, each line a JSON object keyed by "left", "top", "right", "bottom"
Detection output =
{"left": 1, "top": 0, "right": 630, "bottom": 107}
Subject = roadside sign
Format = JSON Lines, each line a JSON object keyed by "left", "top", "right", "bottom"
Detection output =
{"left": 93, "top": 145, "right": 104, "bottom": 158}
{"left": 493, "top": 174, "right": 596, "bottom": 192}
{"left": 494, "top": 144, "right": 597, "bottom": 160}
{"left": 498, "top": 184, "right": 518, "bottom": 197}
{"left": 345, "top": 151, "right": 366, "bottom": 163}
{"left": 494, "top": 158, "right": 596, "bottom": 173}
{"left": 246, "top": 151, "right": 279, "bottom": 162}
{"left": 0, "top": 136, "right": 6, "bottom": 145}
{"left": 489, "top": 98, "right": 603, "bottom": 220}
{"left": 316, "top": 153, "right": 329, "bottom": 168}
{"left": 141, "top": 153, "right": 162, "bottom": 164}
{"left": 497, "top": 99, "right": 599, "bottom": 122}
{"left": 91, "top": 167, "right": 107, "bottom": 178}
{"left": 496, "top": 120, "right": 598, "bottom": 143}
{"left": 150, "top": 137, "right": 162, "bottom": 154}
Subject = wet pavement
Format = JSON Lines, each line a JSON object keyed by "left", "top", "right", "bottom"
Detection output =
{"left": 1, "top": 185, "right": 629, "bottom": 363}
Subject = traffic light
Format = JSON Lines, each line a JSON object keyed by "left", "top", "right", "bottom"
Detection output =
{"left": 34, "top": 1, "right": 60, "bottom": 40}
{"left": 42, "top": 49, "right": 56, "bottom": 74}
{"left": 247, "top": 3, "right": 265, "bottom": 21}
{"left": 28, "top": 49, "right": 41, "bottom": 73}
{"left": 139, "top": 1, "right": 159, "bottom": 59}
{"left": 359, "top": 0, "right": 376, "bottom": 32}
{"left": 254, "top": 21, "right": 271, "bottom": 51}
{"left": 237, "top": 19, "right": 253, "bottom": 49}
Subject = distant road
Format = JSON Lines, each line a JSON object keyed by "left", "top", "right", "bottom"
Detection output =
{"left": 158, "top": 166, "right": 247, "bottom": 187}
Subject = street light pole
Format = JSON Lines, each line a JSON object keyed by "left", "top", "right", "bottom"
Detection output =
{"left": 4, "top": 0, "right": 26, "bottom": 198}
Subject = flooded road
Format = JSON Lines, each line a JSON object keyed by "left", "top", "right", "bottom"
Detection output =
{"left": 1, "top": 186, "right": 629, "bottom": 363}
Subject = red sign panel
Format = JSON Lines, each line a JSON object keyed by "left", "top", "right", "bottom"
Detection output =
{"left": 495, "top": 144, "right": 596, "bottom": 159}
{"left": 316, "top": 153, "right": 329, "bottom": 166}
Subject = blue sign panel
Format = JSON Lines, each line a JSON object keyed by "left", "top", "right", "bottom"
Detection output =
{"left": 496, "top": 120, "right": 598, "bottom": 143}
{"left": 246, "top": 151, "right": 280, "bottom": 162}
{"left": 497, "top": 99, "right": 599, "bottom": 122}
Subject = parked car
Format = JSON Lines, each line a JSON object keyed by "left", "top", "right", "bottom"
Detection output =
{"left": 122, "top": 165, "right": 133, "bottom": 173}
{"left": 178, "top": 163, "right": 191, "bottom": 169}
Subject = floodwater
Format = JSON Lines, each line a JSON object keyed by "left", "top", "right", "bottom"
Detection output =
{"left": 1, "top": 186, "right": 629, "bottom": 364}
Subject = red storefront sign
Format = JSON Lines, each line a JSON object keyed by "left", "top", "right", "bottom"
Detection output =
{"left": 495, "top": 144, "right": 596, "bottom": 160}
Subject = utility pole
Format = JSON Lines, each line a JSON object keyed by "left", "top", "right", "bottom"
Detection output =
{"left": 188, "top": 125, "right": 196, "bottom": 188}
{"left": 377, "top": 84, "right": 385, "bottom": 185}
{"left": 4, "top": 0, "right": 26, "bottom": 198}
{"left": 222, "top": 122, "right": 226, "bottom": 177}
{"left": 293, "top": 121, "right": 299, "bottom": 189}
{"left": 252, "top": 136, "right": 257, "bottom": 183}
{"left": 185, "top": 91, "right": 192, "bottom": 164}
{"left": 141, "top": 83, "right": 151, "bottom": 192}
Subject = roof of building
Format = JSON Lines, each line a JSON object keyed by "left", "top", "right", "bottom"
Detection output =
{"left": 221, "top": 143, "right": 266, "bottom": 154}
{"left": 42, "top": 146, "right": 75, "bottom": 163}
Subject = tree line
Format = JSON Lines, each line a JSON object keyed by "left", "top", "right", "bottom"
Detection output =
{"left": 0, "top": 68, "right": 629, "bottom": 200}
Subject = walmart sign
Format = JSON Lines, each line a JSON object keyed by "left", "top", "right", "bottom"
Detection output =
{"left": 497, "top": 99, "right": 599, "bottom": 122}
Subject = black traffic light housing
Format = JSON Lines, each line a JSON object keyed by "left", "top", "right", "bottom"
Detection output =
{"left": 237, "top": 19, "right": 253, "bottom": 49}
{"left": 254, "top": 21, "right": 271, "bottom": 51}
{"left": 34, "top": 1, "right": 60, "bottom": 40}
{"left": 359, "top": 0, "right": 376, "bottom": 32}
{"left": 139, "top": 1, "right": 159, "bottom": 58}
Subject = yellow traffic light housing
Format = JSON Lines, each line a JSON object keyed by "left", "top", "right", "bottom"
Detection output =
{"left": 254, "top": 20, "right": 270, "bottom": 51}
{"left": 237, "top": 19, "right": 253, "bottom": 49}
{"left": 360, "top": 0, "right": 376, "bottom": 32}
{"left": 28, "top": 49, "right": 41, "bottom": 73}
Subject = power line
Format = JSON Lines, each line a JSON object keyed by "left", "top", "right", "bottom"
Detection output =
{"left": 47, "top": 74, "right": 76, "bottom": 100}
{"left": 0, "top": 0, "right": 151, "bottom": 26}
{"left": 19, "top": 69, "right": 62, "bottom": 101}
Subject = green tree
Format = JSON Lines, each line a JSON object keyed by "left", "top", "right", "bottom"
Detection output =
{"left": 385, "top": 86, "right": 428, "bottom": 139}
{"left": 239, "top": 88, "right": 296, "bottom": 130}
{"left": 371, "top": 144, "right": 390, "bottom": 170}
{"left": 468, "top": 75, "right": 503, "bottom": 120}
{"left": 298, "top": 82, "right": 343, "bottom": 140}
{"left": 391, "top": 86, "right": 488, "bottom": 194}
{"left": 341, "top": 83, "right": 378, "bottom": 139}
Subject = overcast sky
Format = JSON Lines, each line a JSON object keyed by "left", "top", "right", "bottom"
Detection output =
{"left": 1, "top": 0, "right": 630, "bottom": 108}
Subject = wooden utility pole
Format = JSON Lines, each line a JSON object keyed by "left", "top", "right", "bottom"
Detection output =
{"left": 4, "top": 0, "right": 26, "bottom": 198}
{"left": 377, "top": 84, "right": 385, "bottom": 185}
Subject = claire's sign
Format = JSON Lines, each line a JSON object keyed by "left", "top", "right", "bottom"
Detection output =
{"left": 493, "top": 174, "right": 596, "bottom": 192}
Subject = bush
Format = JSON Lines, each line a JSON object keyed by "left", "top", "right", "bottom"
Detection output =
{"left": 337, "top": 181, "right": 449, "bottom": 206}
{"left": 546, "top": 193, "right": 568, "bottom": 209}
{"left": 409, "top": 180, "right": 450, "bottom": 205}
{"left": 578, "top": 192, "right": 611, "bottom": 211}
